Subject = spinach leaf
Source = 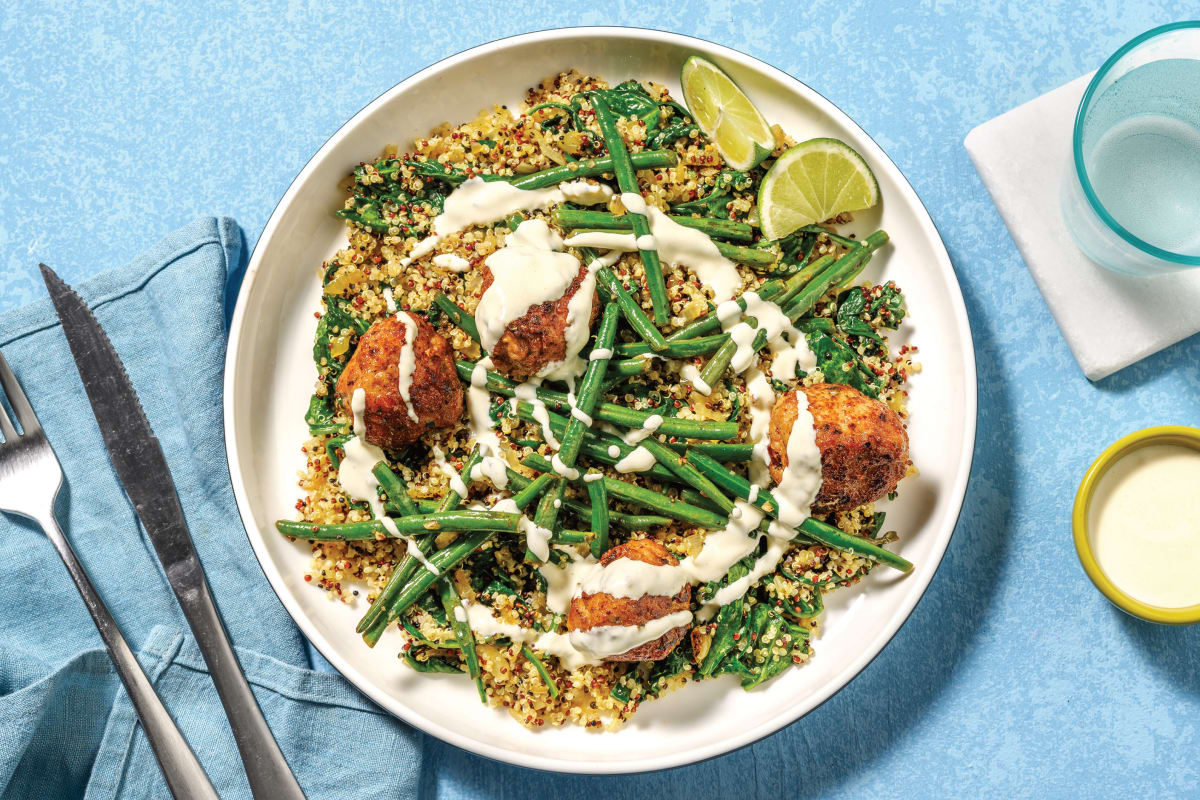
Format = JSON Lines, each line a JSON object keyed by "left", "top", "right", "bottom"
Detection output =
{"left": 805, "top": 330, "right": 882, "bottom": 398}
{"left": 835, "top": 288, "right": 882, "bottom": 342}
{"left": 600, "top": 80, "right": 662, "bottom": 130}
{"left": 869, "top": 283, "right": 907, "bottom": 328}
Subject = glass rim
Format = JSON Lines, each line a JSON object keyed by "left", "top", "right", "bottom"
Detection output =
{"left": 1072, "top": 20, "right": 1200, "bottom": 266}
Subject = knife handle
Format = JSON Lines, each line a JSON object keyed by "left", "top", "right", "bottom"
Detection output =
{"left": 38, "top": 512, "right": 220, "bottom": 800}
{"left": 169, "top": 553, "right": 307, "bottom": 800}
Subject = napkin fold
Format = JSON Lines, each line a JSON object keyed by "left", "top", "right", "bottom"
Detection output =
{"left": 0, "top": 218, "right": 424, "bottom": 799}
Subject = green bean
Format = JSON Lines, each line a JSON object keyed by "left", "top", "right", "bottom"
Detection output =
{"left": 504, "top": 468, "right": 671, "bottom": 531}
{"left": 680, "top": 488, "right": 726, "bottom": 514}
{"left": 636, "top": 437, "right": 733, "bottom": 513}
{"left": 511, "top": 400, "right": 680, "bottom": 485}
{"left": 587, "top": 478, "right": 610, "bottom": 558}
{"left": 588, "top": 95, "right": 669, "bottom": 325}
{"left": 592, "top": 259, "right": 668, "bottom": 352}
{"left": 530, "top": 479, "right": 567, "bottom": 559}
{"left": 558, "top": 304, "right": 620, "bottom": 470}
{"left": 456, "top": 360, "right": 739, "bottom": 440}
{"left": 275, "top": 511, "right": 523, "bottom": 541}
{"left": 440, "top": 579, "right": 486, "bottom": 703}
{"left": 522, "top": 453, "right": 726, "bottom": 529}
{"left": 553, "top": 207, "right": 754, "bottom": 242}
{"left": 373, "top": 461, "right": 419, "bottom": 517}
{"left": 521, "top": 646, "right": 560, "bottom": 698}
{"left": 614, "top": 334, "right": 727, "bottom": 359}
{"left": 782, "top": 231, "right": 889, "bottom": 322}
{"left": 665, "top": 441, "right": 752, "bottom": 462}
{"left": 433, "top": 293, "right": 480, "bottom": 344}
{"left": 686, "top": 450, "right": 913, "bottom": 572}
{"left": 369, "top": 530, "right": 494, "bottom": 641}
{"left": 531, "top": 303, "right": 620, "bottom": 541}
{"left": 509, "top": 149, "right": 677, "bottom": 191}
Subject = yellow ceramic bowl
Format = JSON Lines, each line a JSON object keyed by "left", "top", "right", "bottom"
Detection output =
{"left": 1073, "top": 425, "right": 1200, "bottom": 625}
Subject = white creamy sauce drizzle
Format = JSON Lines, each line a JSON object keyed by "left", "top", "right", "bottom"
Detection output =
{"left": 432, "top": 253, "right": 471, "bottom": 272}
{"left": 551, "top": 453, "right": 581, "bottom": 480}
{"left": 630, "top": 192, "right": 740, "bottom": 301}
{"left": 336, "top": 389, "right": 389, "bottom": 520}
{"left": 394, "top": 311, "right": 421, "bottom": 423}
{"left": 382, "top": 287, "right": 397, "bottom": 314}
{"left": 771, "top": 390, "right": 823, "bottom": 530}
{"left": 466, "top": 358, "right": 508, "bottom": 490}
{"left": 622, "top": 413, "right": 663, "bottom": 445}
{"left": 717, "top": 293, "right": 816, "bottom": 380}
{"left": 745, "top": 369, "right": 776, "bottom": 486}
{"left": 463, "top": 603, "right": 597, "bottom": 670}
{"left": 568, "top": 611, "right": 694, "bottom": 660}
{"left": 334, "top": 389, "right": 439, "bottom": 573}
{"left": 583, "top": 472, "right": 603, "bottom": 482}
{"left": 614, "top": 445, "right": 656, "bottom": 473}
{"left": 607, "top": 444, "right": 620, "bottom": 458}
{"left": 520, "top": 517, "right": 554, "bottom": 562}
{"left": 680, "top": 364, "right": 712, "bottom": 395}
{"left": 589, "top": 348, "right": 613, "bottom": 361}
{"left": 379, "top": 517, "right": 440, "bottom": 575}
{"left": 404, "top": 177, "right": 613, "bottom": 264}
{"left": 570, "top": 406, "right": 594, "bottom": 426}
{"left": 474, "top": 219, "right": 598, "bottom": 382}
{"left": 555, "top": 257, "right": 602, "bottom": 381}
{"left": 430, "top": 444, "right": 469, "bottom": 499}
{"left": 511, "top": 380, "right": 559, "bottom": 449}
{"left": 710, "top": 538, "right": 786, "bottom": 608}
{"left": 562, "top": 231, "right": 641, "bottom": 250}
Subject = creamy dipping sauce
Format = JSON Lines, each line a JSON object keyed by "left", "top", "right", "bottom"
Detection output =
{"left": 1088, "top": 444, "right": 1200, "bottom": 608}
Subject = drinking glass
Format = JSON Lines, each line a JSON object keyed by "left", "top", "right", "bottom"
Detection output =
{"left": 1061, "top": 22, "right": 1200, "bottom": 276}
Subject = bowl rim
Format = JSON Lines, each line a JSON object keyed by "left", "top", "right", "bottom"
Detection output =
{"left": 223, "top": 25, "right": 979, "bottom": 773}
{"left": 1072, "top": 425, "right": 1200, "bottom": 625}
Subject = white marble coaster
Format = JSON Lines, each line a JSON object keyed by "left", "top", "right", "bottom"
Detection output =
{"left": 965, "top": 73, "right": 1200, "bottom": 381}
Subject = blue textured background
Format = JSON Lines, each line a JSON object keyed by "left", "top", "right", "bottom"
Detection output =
{"left": 3, "top": 2, "right": 1198, "bottom": 797}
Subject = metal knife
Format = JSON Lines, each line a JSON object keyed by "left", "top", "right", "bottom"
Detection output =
{"left": 41, "top": 265, "right": 307, "bottom": 800}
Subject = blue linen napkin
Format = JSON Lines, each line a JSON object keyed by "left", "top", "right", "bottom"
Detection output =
{"left": 0, "top": 218, "right": 424, "bottom": 799}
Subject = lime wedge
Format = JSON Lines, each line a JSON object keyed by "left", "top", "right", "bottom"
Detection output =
{"left": 681, "top": 55, "right": 775, "bottom": 171}
{"left": 757, "top": 138, "right": 880, "bottom": 240}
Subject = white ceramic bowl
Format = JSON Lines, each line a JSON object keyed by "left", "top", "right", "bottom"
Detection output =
{"left": 224, "top": 27, "right": 977, "bottom": 774}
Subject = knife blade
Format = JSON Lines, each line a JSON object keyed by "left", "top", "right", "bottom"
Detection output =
{"left": 41, "top": 264, "right": 306, "bottom": 800}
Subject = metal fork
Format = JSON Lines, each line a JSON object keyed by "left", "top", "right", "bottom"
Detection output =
{"left": 0, "top": 350, "right": 219, "bottom": 800}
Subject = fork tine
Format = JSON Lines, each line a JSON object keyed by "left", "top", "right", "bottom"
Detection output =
{"left": 0, "top": 349, "right": 38, "bottom": 437}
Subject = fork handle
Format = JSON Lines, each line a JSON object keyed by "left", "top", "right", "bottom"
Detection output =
{"left": 38, "top": 513, "right": 219, "bottom": 800}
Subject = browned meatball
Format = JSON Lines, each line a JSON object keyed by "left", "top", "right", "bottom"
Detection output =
{"left": 336, "top": 315, "right": 463, "bottom": 450}
{"left": 481, "top": 263, "right": 599, "bottom": 381}
{"left": 768, "top": 383, "right": 909, "bottom": 514}
{"left": 567, "top": 540, "right": 691, "bottom": 662}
